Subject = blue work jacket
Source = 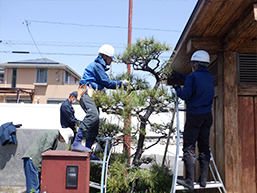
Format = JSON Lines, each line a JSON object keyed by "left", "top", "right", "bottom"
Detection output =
{"left": 60, "top": 99, "right": 79, "bottom": 129}
{"left": 176, "top": 67, "right": 214, "bottom": 114}
{"left": 0, "top": 122, "right": 18, "bottom": 146}
{"left": 79, "top": 55, "right": 122, "bottom": 90}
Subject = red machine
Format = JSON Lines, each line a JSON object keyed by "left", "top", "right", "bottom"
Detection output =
{"left": 41, "top": 150, "right": 90, "bottom": 193}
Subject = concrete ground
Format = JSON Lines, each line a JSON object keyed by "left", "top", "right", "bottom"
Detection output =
{"left": 0, "top": 186, "right": 26, "bottom": 193}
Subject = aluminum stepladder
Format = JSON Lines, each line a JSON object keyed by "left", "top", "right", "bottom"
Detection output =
{"left": 89, "top": 137, "right": 115, "bottom": 193}
{"left": 170, "top": 93, "right": 227, "bottom": 193}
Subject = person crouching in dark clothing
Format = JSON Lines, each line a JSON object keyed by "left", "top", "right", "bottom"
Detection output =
{"left": 60, "top": 91, "right": 80, "bottom": 143}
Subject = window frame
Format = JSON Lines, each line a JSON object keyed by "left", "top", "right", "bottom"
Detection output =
{"left": 36, "top": 68, "right": 48, "bottom": 83}
{"left": 11, "top": 68, "right": 17, "bottom": 88}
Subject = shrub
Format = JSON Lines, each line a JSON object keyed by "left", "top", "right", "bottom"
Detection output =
{"left": 98, "top": 154, "right": 173, "bottom": 193}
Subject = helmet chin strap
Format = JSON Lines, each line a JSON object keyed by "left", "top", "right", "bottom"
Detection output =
{"left": 191, "top": 62, "right": 199, "bottom": 72}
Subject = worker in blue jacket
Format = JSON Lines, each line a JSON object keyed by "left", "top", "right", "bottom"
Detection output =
{"left": 171, "top": 50, "right": 214, "bottom": 190}
{"left": 71, "top": 44, "right": 128, "bottom": 160}
{"left": 60, "top": 91, "right": 79, "bottom": 130}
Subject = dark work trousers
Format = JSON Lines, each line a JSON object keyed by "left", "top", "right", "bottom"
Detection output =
{"left": 183, "top": 112, "right": 213, "bottom": 165}
{"left": 79, "top": 92, "right": 99, "bottom": 141}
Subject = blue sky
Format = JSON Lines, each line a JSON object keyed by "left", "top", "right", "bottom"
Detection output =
{"left": 0, "top": 0, "right": 197, "bottom": 84}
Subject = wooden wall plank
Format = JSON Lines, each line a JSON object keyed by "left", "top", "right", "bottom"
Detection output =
{"left": 202, "top": 1, "right": 235, "bottom": 36}
{"left": 237, "top": 40, "right": 257, "bottom": 54}
{"left": 238, "top": 97, "right": 256, "bottom": 193}
{"left": 210, "top": 97, "right": 216, "bottom": 160}
{"left": 223, "top": 6, "right": 257, "bottom": 51}
{"left": 255, "top": 97, "right": 257, "bottom": 192}
{"left": 215, "top": 53, "right": 225, "bottom": 182}
{"left": 203, "top": 1, "right": 254, "bottom": 37}
{"left": 190, "top": 0, "right": 224, "bottom": 36}
{"left": 223, "top": 51, "right": 241, "bottom": 192}
{"left": 238, "top": 84, "right": 257, "bottom": 96}
{"left": 187, "top": 37, "right": 223, "bottom": 54}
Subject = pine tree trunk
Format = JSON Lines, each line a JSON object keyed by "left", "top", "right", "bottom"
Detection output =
{"left": 132, "top": 105, "right": 154, "bottom": 165}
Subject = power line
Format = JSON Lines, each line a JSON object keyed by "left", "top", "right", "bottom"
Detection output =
{"left": 0, "top": 51, "right": 170, "bottom": 59}
{"left": 1, "top": 40, "right": 124, "bottom": 48}
{"left": 23, "top": 20, "right": 59, "bottom": 73}
{"left": 26, "top": 19, "right": 181, "bottom": 33}
{"left": 0, "top": 51, "right": 96, "bottom": 56}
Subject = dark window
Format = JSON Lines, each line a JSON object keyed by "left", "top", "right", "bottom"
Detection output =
{"left": 0, "top": 71, "right": 4, "bottom": 83}
{"left": 11, "top": 68, "right": 17, "bottom": 88}
{"left": 75, "top": 77, "right": 79, "bottom": 84}
{"left": 36, "top": 69, "right": 48, "bottom": 83}
{"left": 65, "top": 71, "right": 71, "bottom": 84}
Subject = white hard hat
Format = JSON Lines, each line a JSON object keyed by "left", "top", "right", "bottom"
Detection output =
{"left": 98, "top": 44, "right": 115, "bottom": 59}
{"left": 59, "top": 128, "right": 74, "bottom": 144}
{"left": 191, "top": 50, "right": 210, "bottom": 64}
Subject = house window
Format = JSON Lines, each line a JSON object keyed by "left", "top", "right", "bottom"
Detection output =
{"left": 0, "top": 74, "right": 3, "bottom": 83}
{"left": 7, "top": 97, "right": 31, "bottom": 103}
{"left": 65, "top": 71, "right": 71, "bottom": 84}
{"left": 75, "top": 77, "right": 79, "bottom": 84}
{"left": 0, "top": 69, "right": 4, "bottom": 84}
{"left": 36, "top": 69, "right": 48, "bottom": 83}
{"left": 47, "top": 98, "right": 65, "bottom": 104}
{"left": 11, "top": 68, "right": 17, "bottom": 88}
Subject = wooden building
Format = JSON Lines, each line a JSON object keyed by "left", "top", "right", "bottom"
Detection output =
{"left": 169, "top": 0, "right": 257, "bottom": 192}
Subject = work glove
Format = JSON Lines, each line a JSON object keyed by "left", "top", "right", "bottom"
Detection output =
{"left": 74, "top": 121, "right": 80, "bottom": 132}
{"left": 77, "top": 85, "right": 87, "bottom": 101}
{"left": 169, "top": 70, "right": 181, "bottom": 79}
{"left": 173, "top": 84, "right": 181, "bottom": 91}
{"left": 122, "top": 80, "right": 129, "bottom": 87}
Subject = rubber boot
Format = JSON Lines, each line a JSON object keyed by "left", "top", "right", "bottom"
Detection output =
{"left": 86, "top": 140, "right": 102, "bottom": 161}
{"left": 71, "top": 129, "right": 92, "bottom": 152}
{"left": 197, "top": 159, "right": 209, "bottom": 187}
{"left": 177, "top": 164, "right": 195, "bottom": 190}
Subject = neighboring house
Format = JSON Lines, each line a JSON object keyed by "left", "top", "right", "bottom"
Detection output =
{"left": 0, "top": 58, "right": 81, "bottom": 104}
{"left": 168, "top": 0, "right": 257, "bottom": 192}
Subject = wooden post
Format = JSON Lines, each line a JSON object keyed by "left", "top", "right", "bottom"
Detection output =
{"left": 238, "top": 96, "right": 256, "bottom": 193}
{"left": 223, "top": 51, "right": 241, "bottom": 192}
{"left": 215, "top": 52, "right": 225, "bottom": 181}
{"left": 255, "top": 97, "right": 257, "bottom": 193}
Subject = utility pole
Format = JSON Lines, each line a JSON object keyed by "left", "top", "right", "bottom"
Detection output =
{"left": 127, "top": 0, "right": 133, "bottom": 73}
{"left": 124, "top": 0, "right": 133, "bottom": 159}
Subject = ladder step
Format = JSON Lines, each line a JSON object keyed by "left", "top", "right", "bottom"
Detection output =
{"left": 96, "top": 137, "right": 115, "bottom": 141}
{"left": 90, "top": 160, "right": 104, "bottom": 164}
{"left": 176, "top": 181, "right": 224, "bottom": 190}
{"left": 89, "top": 181, "right": 105, "bottom": 189}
